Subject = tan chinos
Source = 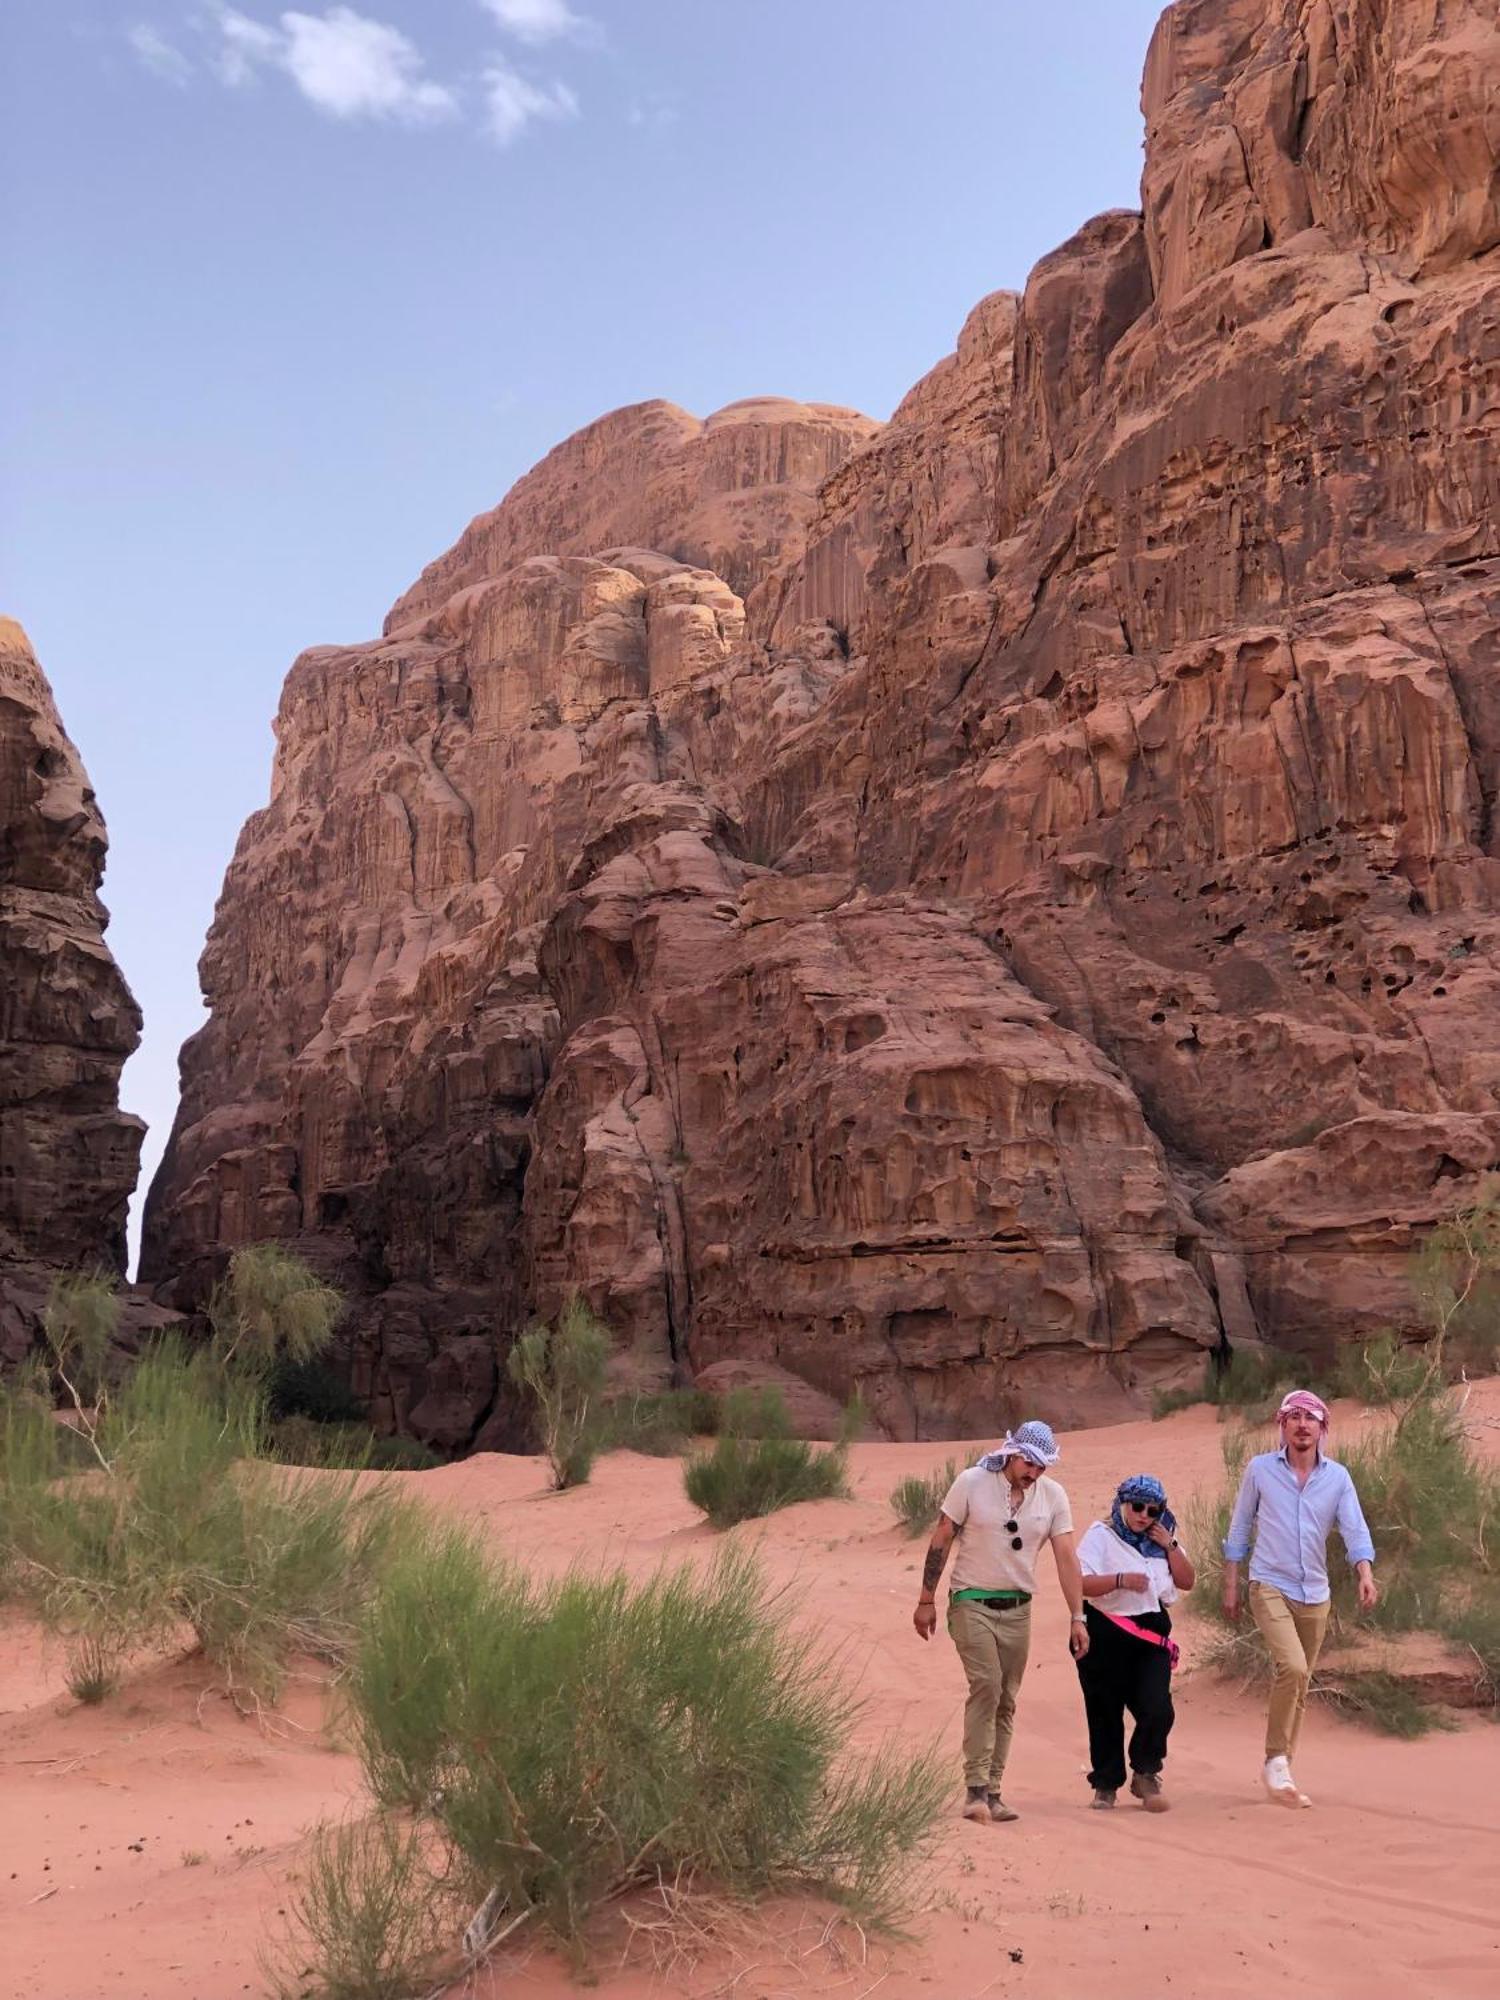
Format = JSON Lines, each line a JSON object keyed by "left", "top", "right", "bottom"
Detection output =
{"left": 1250, "top": 1580, "right": 1331, "bottom": 1759}
{"left": 947, "top": 1599, "right": 1032, "bottom": 1789}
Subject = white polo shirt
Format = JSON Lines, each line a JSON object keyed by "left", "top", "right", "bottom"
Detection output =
{"left": 1076, "top": 1520, "right": 1179, "bottom": 1616}
{"left": 940, "top": 1467, "right": 1072, "bottom": 1593}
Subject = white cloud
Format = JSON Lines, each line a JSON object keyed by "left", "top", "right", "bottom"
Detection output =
{"left": 482, "top": 57, "right": 578, "bottom": 145}
{"left": 210, "top": 6, "right": 458, "bottom": 124}
{"left": 128, "top": 23, "right": 194, "bottom": 86}
{"left": 213, "top": 7, "right": 281, "bottom": 87}
{"left": 480, "top": 0, "right": 595, "bottom": 47}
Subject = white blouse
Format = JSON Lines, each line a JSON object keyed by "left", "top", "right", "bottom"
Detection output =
{"left": 1077, "top": 1520, "right": 1179, "bottom": 1617}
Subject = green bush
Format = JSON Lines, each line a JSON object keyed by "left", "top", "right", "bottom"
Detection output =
{"left": 889, "top": 1459, "right": 962, "bottom": 1538}
{"left": 268, "top": 1355, "right": 366, "bottom": 1427}
{"left": 207, "top": 1243, "right": 344, "bottom": 1374}
{"left": 0, "top": 1337, "right": 409, "bottom": 1703}
{"left": 1153, "top": 1347, "right": 1328, "bottom": 1422}
{"left": 269, "top": 1814, "right": 462, "bottom": 2000}
{"left": 270, "top": 1416, "right": 442, "bottom": 1473}
{"left": 595, "top": 1388, "right": 706, "bottom": 1457}
{"left": 506, "top": 1299, "right": 611, "bottom": 1490}
{"left": 346, "top": 1538, "right": 945, "bottom": 1966}
{"left": 1334, "top": 1330, "right": 1431, "bottom": 1407}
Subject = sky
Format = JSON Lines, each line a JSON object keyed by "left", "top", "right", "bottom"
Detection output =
{"left": 2, "top": 0, "right": 1165, "bottom": 1269}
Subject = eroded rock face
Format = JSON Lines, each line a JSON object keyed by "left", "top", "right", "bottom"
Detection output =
{"left": 0, "top": 619, "right": 144, "bottom": 1361}
{"left": 146, "top": 0, "right": 1500, "bottom": 1440}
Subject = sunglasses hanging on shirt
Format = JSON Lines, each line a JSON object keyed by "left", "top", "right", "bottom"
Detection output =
{"left": 1004, "top": 1519, "right": 1023, "bottom": 1550}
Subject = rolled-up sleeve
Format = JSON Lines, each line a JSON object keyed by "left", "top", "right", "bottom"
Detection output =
{"left": 1335, "top": 1468, "right": 1376, "bottom": 1566}
{"left": 1223, "top": 1462, "right": 1259, "bottom": 1563}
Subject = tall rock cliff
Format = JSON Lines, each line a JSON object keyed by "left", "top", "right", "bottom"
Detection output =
{"left": 145, "top": 0, "right": 1500, "bottom": 1444}
{"left": 0, "top": 620, "right": 144, "bottom": 1357}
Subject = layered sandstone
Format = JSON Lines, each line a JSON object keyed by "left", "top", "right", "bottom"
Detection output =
{"left": 146, "top": 0, "right": 1500, "bottom": 1444}
{"left": 0, "top": 620, "right": 144, "bottom": 1360}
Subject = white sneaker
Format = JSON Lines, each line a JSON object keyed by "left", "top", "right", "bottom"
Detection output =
{"left": 1263, "top": 1756, "right": 1309, "bottom": 1808}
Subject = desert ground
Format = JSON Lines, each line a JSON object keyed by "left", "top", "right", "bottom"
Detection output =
{"left": 4, "top": 1387, "right": 1498, "bottom": 2000}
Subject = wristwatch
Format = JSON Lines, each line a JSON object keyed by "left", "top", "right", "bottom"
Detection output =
{"left": 1070, "top": 1614, "right": 1087, "bottom": 1624}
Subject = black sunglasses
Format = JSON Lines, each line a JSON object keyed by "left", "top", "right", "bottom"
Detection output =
{"left": 1126, "top": 1502, "right": 1163, "bottom": 1519}
{"left": 1004, "top": 1518, "right": 1023, "bottom": 1550}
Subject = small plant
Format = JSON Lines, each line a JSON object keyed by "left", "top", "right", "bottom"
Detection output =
{"left": 682, "top": 1389, "right": 854, "bottom": 1530}
{"left": 65, "top": 1633, "right": 121, "bottom": 1705}
{"left": 505, "top": 1299, "right": 611, "bottom": 1490}
{"left": 889, "top": 1459, "right": 961, "bottom": 1538}
{"left": 181, "top": 1850, "right": 209, "bottom": 1868}
{"left": 270, "top": 1416, "right": 442, "bottom": 1473}
{"left": 341, "top": 1535, "right": 946, "bottom": 1971}
{"left": 269, "top": 1814, "right": 461, "bottom": 2000}
{"left": 1153, "top": 1346, "right": 1327, "bottom": 1422}
{"left": 1318, "top": 1669, "right": 1451, "bottom": 1739}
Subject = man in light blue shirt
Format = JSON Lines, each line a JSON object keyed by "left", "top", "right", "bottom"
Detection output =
{"left": 1222, "top": 1389, "right": 1377, "bottom": 1807}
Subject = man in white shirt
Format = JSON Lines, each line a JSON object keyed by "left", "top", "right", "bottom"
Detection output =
{"left": 913, "top": 1419, "right": 1088, "bottom": 1823}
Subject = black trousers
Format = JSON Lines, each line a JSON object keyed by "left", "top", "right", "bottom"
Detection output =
{"left": 1075, "top": 1602, "right": 1174, "bottom": 1791}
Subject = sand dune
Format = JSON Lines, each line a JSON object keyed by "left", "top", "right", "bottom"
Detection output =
{"left": 3, "top": 1387, "right": 1498, "bottom": 2000}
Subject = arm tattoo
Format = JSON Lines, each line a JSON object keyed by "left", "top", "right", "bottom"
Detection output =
{"left": 922, "top": 1541, "right": 948, "bottom": 1594}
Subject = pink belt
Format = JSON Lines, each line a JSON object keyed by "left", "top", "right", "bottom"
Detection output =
{"left": 1099, "top": 1609, "right": 1179, "bottom": 1671}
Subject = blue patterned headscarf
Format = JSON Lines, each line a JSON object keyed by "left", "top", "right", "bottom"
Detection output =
{"left": 1109, "top": 1473, "right": 1170, "bottom": 1557}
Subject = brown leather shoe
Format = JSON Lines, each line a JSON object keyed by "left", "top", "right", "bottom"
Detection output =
{"left": 986, "top": 1792, "right": 1020, "bottom": 1822}
{"left": 1130, "top": 1772, "right": 1170, "bottom": 1813}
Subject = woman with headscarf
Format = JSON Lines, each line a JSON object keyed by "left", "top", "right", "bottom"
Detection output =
{"left": 1075, "top": 1473, "right": 1195, "bottom": 1810}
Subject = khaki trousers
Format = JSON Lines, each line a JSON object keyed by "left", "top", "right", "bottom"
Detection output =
{"left": 947, "top": 1598, "right": 1032, "bottom": 1789}
{"left": 1250, "top": 1581, "right": 1331, "bottom": 1760}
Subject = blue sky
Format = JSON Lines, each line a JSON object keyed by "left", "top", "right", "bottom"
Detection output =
{"left": 2, "top": 0, "right": 1164, "bottom": 1266}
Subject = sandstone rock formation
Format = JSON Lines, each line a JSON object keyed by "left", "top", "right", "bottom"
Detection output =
{"left": 0, "top": 619, "right": 145, "bottom": 1361}
{"left": 145, "top": 0, "right": 1500, "bottom": 1445}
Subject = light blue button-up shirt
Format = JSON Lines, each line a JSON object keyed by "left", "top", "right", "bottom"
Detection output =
{"left": 1222, "top": 1448, "right": 1376, "bottom": 1604}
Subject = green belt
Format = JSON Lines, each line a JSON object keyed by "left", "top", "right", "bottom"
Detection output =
{"left": 951, "top": 1587, "right": 1031, "bottom": 1607}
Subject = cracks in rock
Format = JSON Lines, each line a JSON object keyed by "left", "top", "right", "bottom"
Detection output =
{"left": 1411, "top": 588, "right": 1493, "bottom": 852}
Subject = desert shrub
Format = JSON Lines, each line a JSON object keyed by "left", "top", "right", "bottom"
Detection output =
{"left": 270, "top": 1813, "right": 464, "bottom": 2000}
{"left": 1153, "top": 1347, "right": 1328, "bottom": 1421}
{"left": 597, "top": 1386, "right": 727, "bottom": 1455}
{"left": 346, "top": 1537, "right": 945, "bottom": 1967}
{"left": 506, "top": 1299, "right": 611, "bottom": 1490}
{"left": 889, "top": 1459, "right": 962, "bottom": 1538}
{"left": 1334, "top": 1330, "right": 1431, "bottom": 1407}
{"left": 207, "top": 1243, "right": 343, "bottom": 1375}
{"left": 268, "top": 1355, "right": 366, "bottom": 1426}
{"left": 682, "top": 1390, "right": 856, "bottom": 1530}
{"left": 270, "top": 1416, "right": 442, "bottom": 1473}
{"left": 42, "top": 1270, "right": 121, "bottom": 1413}
{"left": 64, "top": 1632, "right": 122, "bottom": 1706}
{"left": 1316, "top": 1669, "right": 1451, "bottom": 1739}
{"left": 1410, "top": 1175, "right": 1500, "bottom": 1383}
{"left": 0, "top": 1337, "right": 408, "bottom": 1702}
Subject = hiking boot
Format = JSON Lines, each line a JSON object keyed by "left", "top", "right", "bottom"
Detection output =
{"left": 1090, "top": 1787, "right": 1117, "bottom": 1810}
{"left": 986, "top": 1791, "right": 1020, "bottom": 1823}
{"left": 962, "top": 1785, "right": 991, "bottom": 1823}
{"left": 1130, "top": 1772, "right": 1169, "bottom": 1813}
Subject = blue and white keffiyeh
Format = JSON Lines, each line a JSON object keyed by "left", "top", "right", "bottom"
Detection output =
{"left": 976, "top": 1419, "right": 1061, "bottom": 1473}
{"left": 1109, "top": 1473, "right": 1170, "bottom": 1557}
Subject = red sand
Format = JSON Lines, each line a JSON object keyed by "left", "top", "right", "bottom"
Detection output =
{"left": 4, "top": 1387, "right": 1498, "bottom": 2000}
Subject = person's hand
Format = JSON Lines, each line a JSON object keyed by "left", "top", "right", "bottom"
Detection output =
{"left": 1147, "top": 1521, "right": 1174, "bottom": 1551}
{"left": 913, "top": 1600, "right": 937, "bottom": 1641}
{"left": 1357, "top": 1572, "right": 1379, "bottom": 1612}
{"left": 1119, "top": 1571, "right": 1150, "bottom": 1592}
{"left": 1069, "top": 1618, "right": 1089, "bottom": 1659}
{"left": 1222, "top": 1577, "right": 1242, "bottom": 1622}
